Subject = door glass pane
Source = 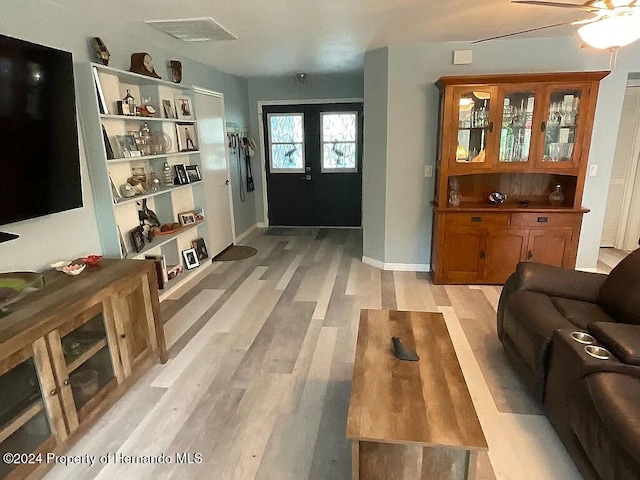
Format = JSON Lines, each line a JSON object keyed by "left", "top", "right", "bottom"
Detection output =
{"left": 543, "top": 90, "right": 581, "bottom": 162}
{"left": 268, "top": 113, "right": 304, "bottom": 171}
{"left": 456, "top": 91, "right": 491, "bottom": 163}
{"left": 62, "top": 312, "right": 114, "bottom": 411}
{"left": 0, "top": 358, "right": 51, "bottom": 479}
{"left": 499, "top": 91, "right": 535, "bottom": 162}
{"left": 321, "top": 112, "right": 357, "bottom": 171}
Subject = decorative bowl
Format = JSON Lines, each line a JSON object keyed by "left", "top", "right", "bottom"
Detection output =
{"left": 487, "top": 191, "right": 507, "bottom": 205}
{"left": 82, "top": 255, "right": 103, "bottom": 266}
{"left": 62, "top": 264, "right": 86, "bottom": 276}
{"left": 51, "top": 261, "right": 71, "bottom": 271}
{"left": 0, "top": 272, "right": 45, "bottom": 310}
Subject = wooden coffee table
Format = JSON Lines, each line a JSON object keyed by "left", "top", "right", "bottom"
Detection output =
{"left": 346, "top": 309, "right": 487, "bottom": 479}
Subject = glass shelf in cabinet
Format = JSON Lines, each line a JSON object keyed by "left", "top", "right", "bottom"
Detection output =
{"left": 113, "top": 183, "right": 193, "bottom": 206}
{"left": 100, "top": 114, "right": 197, "bottom": 124}
{"left": 106, "top": 151, "right": 198, "bottom": 164}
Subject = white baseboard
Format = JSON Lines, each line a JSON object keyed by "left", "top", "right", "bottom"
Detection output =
{"left": 362, "top": 256, "right": 430, "bottom": 272}
{"left": 257, "top": 222, "right": 268, "bottom": 228}
{"left": 236, "top": 224, "right": 258, "bottom": 243}
{"left": 575, "top": 267, "right": 598, "bottom": 273}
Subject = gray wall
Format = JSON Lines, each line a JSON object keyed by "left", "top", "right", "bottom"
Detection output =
{"left": 362, "top": 48, "right": 389, "bottom": 262}
{"left": 247, "top": 72, "right": 365, "bottom": 225}
{"left": 0, "top": 0, "right": 250, "bottom": 271}
{"left": 364, "top": 37, "right": 640, "bottom": 270}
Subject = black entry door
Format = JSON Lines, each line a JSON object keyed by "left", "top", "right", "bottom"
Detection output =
{"left": 263, "top": 103, "right": 363, "bottom": 227}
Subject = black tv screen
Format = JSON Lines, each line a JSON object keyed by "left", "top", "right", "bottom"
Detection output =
{"left": 0, "top": 33, "right": 82, "bottom": 226}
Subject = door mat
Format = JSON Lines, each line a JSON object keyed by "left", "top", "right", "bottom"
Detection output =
{"left": 213, "top": 245, "right": 257, "bottom": 262}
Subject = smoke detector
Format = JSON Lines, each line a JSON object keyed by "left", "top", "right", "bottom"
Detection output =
{"left": 145, "top": 17, "right": 237, "bottom": 42}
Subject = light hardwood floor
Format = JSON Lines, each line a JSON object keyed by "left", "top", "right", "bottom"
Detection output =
{"left": 44, "top": 228, "right": 584, "bottom": 480}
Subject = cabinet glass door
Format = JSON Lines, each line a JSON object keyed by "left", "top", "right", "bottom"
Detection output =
{"left": 498, "top": 88, "right": 537, "bottom": 164}
{"left": 540, "top": 85, "right": 587, "bottom": 166}
{"left": 48, "top": 303, "right": 119, "bottom": 428}
{"left": 451, "top": 87, "right": 497, "bottom": 167}
{"left": 0, "top": 356, "right": 54, "bottom": 479}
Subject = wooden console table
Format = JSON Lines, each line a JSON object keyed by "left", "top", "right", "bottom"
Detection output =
{"left": 0, "top": 259, "right": 166, "bottom": 479}
{"left": 346, "top": 309, "right": 487, "bottom": 479}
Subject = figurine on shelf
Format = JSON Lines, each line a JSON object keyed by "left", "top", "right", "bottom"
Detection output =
{"left": 487, "top": 191, "right": 507, "bottom": 205}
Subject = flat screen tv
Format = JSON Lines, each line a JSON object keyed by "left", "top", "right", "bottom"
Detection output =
{"left": 0, "top": 33, "right": 82, "bottom": 227}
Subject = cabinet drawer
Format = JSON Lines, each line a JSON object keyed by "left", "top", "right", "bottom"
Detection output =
{"left": 446, "top": 213, "right": 509, "bottom": 227}
{"left": 510, "top": 213, "right": 576, "bottom": 228}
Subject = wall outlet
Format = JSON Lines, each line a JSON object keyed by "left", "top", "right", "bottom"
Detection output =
{"left": 424, "top": 165, "right": 433, "bottom": 177}
{"left": 588, "top": 164, "right": 598, "bottom": 176}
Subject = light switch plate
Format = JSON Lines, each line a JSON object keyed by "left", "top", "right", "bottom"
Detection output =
{"left": 453, "top": 50, "right": 473, "bottom": 65}
{"left": 424, "top": 165, "right": 433, "bottom": 177}
{"left": 589, "top": 164, "right": 598, "bottom": 176}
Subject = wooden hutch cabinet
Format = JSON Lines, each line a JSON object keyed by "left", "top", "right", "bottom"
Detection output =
{"left": 431, "top": 71, "right": 609, "bottom": 284}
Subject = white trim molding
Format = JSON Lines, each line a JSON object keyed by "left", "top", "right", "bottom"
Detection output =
{"left": 362, "top": 256, "right": 430, "bottom": 272}
{"left": 236, "top": 223, "right": 258, "bottom": 243}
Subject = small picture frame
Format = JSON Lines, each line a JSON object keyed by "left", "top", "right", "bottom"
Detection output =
{"left": 176, "top": 123, "right": 198, "bottom": 151}
{"left": 173, "top": 164, "right": 190, "bottom": 185}
{"left": 175, "top": 96, "right": 193, "bottom": 120}
{"left": 194, "top": 207, "right": 205, "bottom": 222}
{"left": 191, "top": 237, "right": 209, "bottom": 261}
{"left": 182, "top": 248, "right": 200, "bottom": 270}
{"left": 117, "top": 100, "right": 130, "bottom": 116}
{"left": 178, "top": 210, "right": 197, "bottom": 226}
{"left": 116, "top": 134, "right": 140, "bottom": 158}
{"left": 185, "top": 164, "right": 201, "bottom": 182}
{"left": 162, "top": 99, "right": 176, "bottom": 119}
{"left": 109, "top": 175, "right": 121, "bottom": 203}
{"left": 130, "top": 226, "right": 145, "bottom": 253}
{"left": 118, "top": 225, "right": 128, "bottom": 258}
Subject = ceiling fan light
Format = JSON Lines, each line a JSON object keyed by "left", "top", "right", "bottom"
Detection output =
{"left": 578, "top": 14, "right": 640, "bottom": 49}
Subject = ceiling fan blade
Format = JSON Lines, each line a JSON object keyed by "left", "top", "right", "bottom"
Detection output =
{"left": 512, "top": 1, "right": 603, "bottom": 11}
{"left": 471, "top": 21, "right": 573, "bottom": 43}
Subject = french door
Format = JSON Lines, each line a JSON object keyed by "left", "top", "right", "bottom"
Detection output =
{"left": 262, "top": 103, "right": 363, "bottom": 227}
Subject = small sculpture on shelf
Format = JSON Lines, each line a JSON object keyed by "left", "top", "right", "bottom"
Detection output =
{"left": 487, "top": 191, "right": 507, "bottom": 205}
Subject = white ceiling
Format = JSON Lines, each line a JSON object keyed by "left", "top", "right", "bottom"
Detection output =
{"left": 54, "top": 0, "right": 590, "bottom": 77}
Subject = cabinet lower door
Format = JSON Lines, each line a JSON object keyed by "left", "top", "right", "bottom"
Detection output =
{"left": 111, "top": 275, "right": 157, "bottom": 377}
{"left": 442, "top": 228, "right": 485, "bottom": 283}
{"left": 527, "top": 228, "right": 573, "bottom": 267}
{"left": 47, "top": 302, "right": 121, "bottom": 430}
{"left": 483, "top": 228, "right": 528, "bottom": 283}
{"left": 0, "top": 341, "right": 66, "bottom": 479}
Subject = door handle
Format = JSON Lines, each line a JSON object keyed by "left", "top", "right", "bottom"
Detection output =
{"left": 301, "top": 175, "right": 311, "bottom": 181}
{"left": 225, "top": 179, "right": 230, "bottom": 185}
{"left": 479, "top": 250, "right": 485, "bottom": 260}
{"left": 540, "top": 121, "right": 546, "bottom": 132}
{"left": 537, "top": 217, "right": 549, "bottom": 223}
{"left": 488, "top": 122, "right": 494, "bottom": 133}
{"left": 471, "top": 216, "right": 482, "bottom": 223}
{"left": 527, "top": 250, "right": 533, "bottom": 260}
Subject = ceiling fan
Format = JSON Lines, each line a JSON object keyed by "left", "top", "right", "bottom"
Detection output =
{"left": 473, "top": 1, "right": 640, "bottom": 49}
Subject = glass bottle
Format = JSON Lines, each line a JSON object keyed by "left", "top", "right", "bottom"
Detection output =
{"left": 162, "top": 162, "right": 173, "bottom": 187}
{"left": 449, "top": 178, "right": 460, "bottom": 207}
{"left": 123, "top": 89, "right": 135, "bottom": 116}
{"left": 148, "top": 170, "right": 160, "bottom": 192}
{"left": 549, "top": 184, "right": 565, "bottom": 206}
{"left": 139, "top": 123, "right": 151, "bottom": 155}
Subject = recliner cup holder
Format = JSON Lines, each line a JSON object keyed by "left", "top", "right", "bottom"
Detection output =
{"left": 571, "top": 331, "right": 595, "bottom": 344}
{"left": 584, "top": 345, "right": 611, "bottom": 360}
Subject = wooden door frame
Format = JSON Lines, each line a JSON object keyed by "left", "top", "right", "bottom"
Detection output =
{"left": 257, "top": 98, "right": 364, "bottom": 227}
{"left": 193, "top": 86, "right": 237, "bottom": 245}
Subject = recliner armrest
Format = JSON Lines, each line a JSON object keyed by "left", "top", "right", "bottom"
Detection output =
{"left": 507, "top": 262, "right": 606, "bottom": 303}
{"left": 589, "top": 322, "right": 640, "bottom": 366}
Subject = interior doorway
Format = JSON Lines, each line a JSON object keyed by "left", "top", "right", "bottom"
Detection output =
{"left": 601, "top": 82, "right": 640, "bottom": 251}
{"left": 261, "top": 102, "right": 363, "bottom": 227}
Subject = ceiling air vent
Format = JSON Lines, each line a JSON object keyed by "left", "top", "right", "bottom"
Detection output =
{"left": 145, "top": 17, "right": 237, "bottom": 42}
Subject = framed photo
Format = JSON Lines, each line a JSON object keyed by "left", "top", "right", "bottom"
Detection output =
{"left": 194, "top": 207, "right": 205, "bottom": 222}
{"left": 185, "top": 164, "right": 201, "bottom": 182}
{"left": 191, "top": 237, "right": 209, "bottom": 261}
{"left": 129, "top": 226, "right": 145, "bottom": 253}
{"left": 102, "top": 125, "right": 114, "bottom": 159}
{"left": 116, "top": 134, "right": 141, "bottom": 158}
{"left": 176, "top": 123, "right": 198, "bottom": 151}
{"left": 178, "top": 210, "right": 197, "bottom": 226}
{"left": 118, "top": 225, "right": 128, "bottom": 258}
{"left": 173, "top": 164, "right": 190, "bottom": 185}
{"left": 162, "top": 99, "right": 176, "bottom": 119}
{"left": 175, "top": 96, "right": 193, "bottom": 120}
{"left": 109, "top": 175, "right": 121, "bottom": 203}
{"left": 182, "top": 248, "right": 200, "bottom": 270}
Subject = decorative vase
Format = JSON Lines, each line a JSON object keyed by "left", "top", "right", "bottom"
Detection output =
{"left": 549, "top": 184, "right": 565, "bottom": 206}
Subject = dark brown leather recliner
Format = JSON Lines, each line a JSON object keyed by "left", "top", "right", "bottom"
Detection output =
{"left": 497, "top": 248, "right": 640, "bottom": 480}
